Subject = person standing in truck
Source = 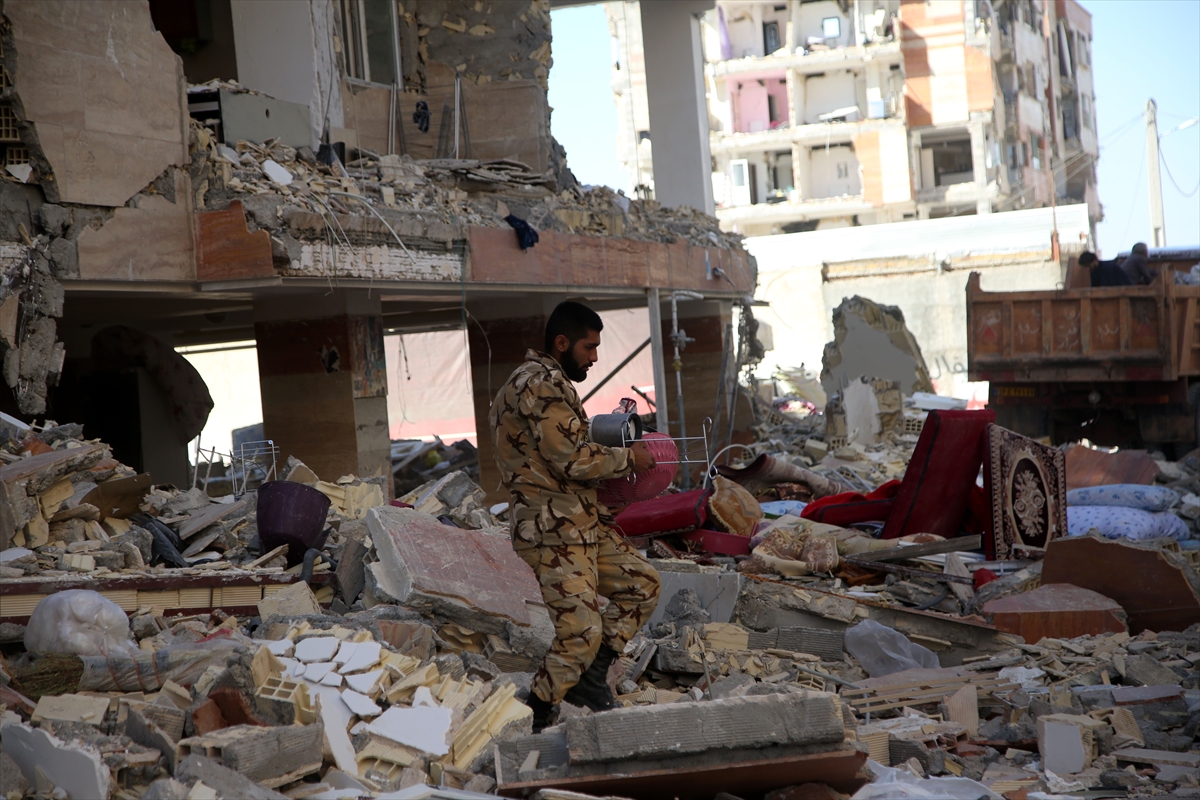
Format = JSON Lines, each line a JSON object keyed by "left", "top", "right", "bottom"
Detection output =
{"left": 489, "top": 301, "right": 660, "bottom": 732}
{"left": 1083, "top": 251, "right": 1132, "bottom": 287}
{"left": 1120, "top": 242, "right": 1158, "bottom": 285}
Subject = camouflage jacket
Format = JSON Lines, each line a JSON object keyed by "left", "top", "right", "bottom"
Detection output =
{"left": 489, "top": 350, "right": 632, "bottom": 549}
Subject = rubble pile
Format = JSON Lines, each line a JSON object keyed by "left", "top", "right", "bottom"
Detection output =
{"left": 3, "top": 399, "right": 1199, "bottom": 799}
{"left": 186, "top": 116, "right": 743, "bottom": 254}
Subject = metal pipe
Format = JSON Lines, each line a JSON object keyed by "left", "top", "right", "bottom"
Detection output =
{"left": 667, "top": 291, "right": 704, "bottom": 488}
{"left": 580, "top": 337, "right": 651, "bottom": 403}
{"left": 647, "top": 288, "right": 669, "bottom": 436}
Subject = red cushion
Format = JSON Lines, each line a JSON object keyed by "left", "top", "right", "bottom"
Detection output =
{"left": 679, "top": 529, "right": 752, "bottom": 556}
{"left": 800, "top": 480, "right": 901, "bottom": 526}
{"left": 614, "top": 488, "right": 712, "bottom": 538}
{"left": 881, "top": 409, "right": 995, "bottom": 540}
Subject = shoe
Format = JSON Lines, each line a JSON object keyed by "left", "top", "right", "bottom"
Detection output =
{"left": 563, "top": 644, "right": 621, "bottom": 712}
{"left": 526, "top": 693, "right": 557, "bottom": 733}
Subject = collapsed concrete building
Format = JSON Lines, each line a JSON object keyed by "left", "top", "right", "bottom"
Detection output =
{"left": 0, "top": 0, "right": 756, "bottom": 495}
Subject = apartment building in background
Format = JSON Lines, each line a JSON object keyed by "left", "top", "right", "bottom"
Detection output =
{"left": 608, "top": 0, "right": 1102, "bottom": 239}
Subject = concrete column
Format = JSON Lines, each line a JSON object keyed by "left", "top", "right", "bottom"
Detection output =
{"left": 865, "top": 61, "right": 884, "bottom": 119}
{"left": 785, "top": 69, "right": 800, "bottom": 127}
{"left": 791, "top": 71, "right": 807, "bottom": 126}
{"left": 640, "top": 0, "right": 716, "bottom": 214}
{"left": 254, "top": 291, "right": 390, "bottom": 488}
{"left": 969, "top": 113, "right": 991, "bottom": 214}
{"left": 793, "top": 143, "right": 811, "bottom": 199}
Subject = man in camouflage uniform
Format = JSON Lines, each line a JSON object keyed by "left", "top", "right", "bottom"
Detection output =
{"left": 489, "top": 301, "right": 660, "bottom": 730}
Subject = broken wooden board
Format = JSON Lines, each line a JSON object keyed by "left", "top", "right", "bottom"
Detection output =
{"left": 854, "top": 536, "right": 982, "bottom": 563}
{"left": 176, "top": 499, "right": 247, "bottom": 540}
{"left": 0, "top": 445, "right": 105, "bottom": 497}
{"left": 1064, "top": 445, "right": 1160, "bottom": 491}
{"left": 983, "top": 583, "right": 1128, "bottom": 642}
{"left": 80, "top": 473, "right": 152, "bottom": 520}
{"left": 1042, "top": 535, "right": 1200, "bottom": 634}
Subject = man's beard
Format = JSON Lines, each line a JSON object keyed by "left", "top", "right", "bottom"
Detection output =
{"left": 562, "top": 350, "right": 590, "bottom": 382}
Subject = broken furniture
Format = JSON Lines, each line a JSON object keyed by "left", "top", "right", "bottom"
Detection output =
{"left": 1042, "top": 534, "right": 1200, "bottom": 634}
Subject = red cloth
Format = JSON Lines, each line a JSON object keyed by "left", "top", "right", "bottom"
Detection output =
{"left": 973, "top": 568, "right": 998, "bottom": 589}
{"left": 800, "top": 480, "right": 901, "bottom": 526}
{"left": 882, "top": 409, "right": 995, "bottom": 540}
{"left": 614, "top": 488, "right": 712, "bottom": 538}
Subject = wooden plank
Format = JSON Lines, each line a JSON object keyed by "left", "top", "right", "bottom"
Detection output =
{"left": 854, "top": 535, "right": 982, "bottom": 563}
{"left": 945, "top": 683, "right": 979, "bottom": 735}
{"left": 176, "top": 499, "right": 247, "bottom": 540}
{"left": 944, "top": 552, "right": 975, "bottom": 606}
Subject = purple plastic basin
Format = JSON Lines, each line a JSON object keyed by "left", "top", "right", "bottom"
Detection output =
{"left": 257, "top": 481, "right": 331, "bottom": 567}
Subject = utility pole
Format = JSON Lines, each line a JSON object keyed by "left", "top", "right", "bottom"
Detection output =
{"left": 1146, "top": 98, "right": 1166, "bottom": 247}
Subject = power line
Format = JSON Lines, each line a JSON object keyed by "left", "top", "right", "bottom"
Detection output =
{"left": 1160, "top": 149, "right": 1200, "bottom": 198}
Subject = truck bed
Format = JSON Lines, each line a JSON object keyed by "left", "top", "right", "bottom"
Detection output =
{"left": 966, "top": 271, "right": 1200, "bottom": 383}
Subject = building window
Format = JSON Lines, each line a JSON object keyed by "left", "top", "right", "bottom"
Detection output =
{"left": 1078, "top": 35, "right": 1090, "bottom": 68}
{"left": 1081, "top": 95, "right": 1093, "bottom": 130}
{"left": 822, "top": 17, "right": 841, "bottom": 39}
{"left": 339, "top": 0, "right": 400, "bottom": 85}
{"left": 837, "top": 162, "right": 850, "bottom": 179}
{"left": 0, "top": 106, "right": 18, "bottom": 142}
{"left": 763, "top": 21, "right": 781, "bottom": 54}
{"left": 1031, "top": 134, "right": 1042, "bottom": 170}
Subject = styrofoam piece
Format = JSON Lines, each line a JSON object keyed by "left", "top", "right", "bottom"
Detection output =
{"left": 314, "top": 692, "right": 357, "bottom": 775}
{"left": 332, "top": 641, "right": 357, "bottom": 665}
{"left": 344, "top": 670, "right": 383, "bottom": 695}
{"left": 216, "top": 144, "right": 241, "bottom": 165}
{"left": 349, "top": 720, "right": 371, "bottom": 736}
{"left": 264, "top": 639, "right": 295, "bottom": 657}
{"left": 340, "top": 689, "right": 381, "bottom": 718}
{"left": 263, "top": 159, "right": 293, "bottom": 186}
{"left": 412, "top": 686, "right": 438, "bottom": 708}
{"left": 295, "top": 637, "right": 339, "bottom": 662}
{"left": 307, "top": 769, "right": 371, "bottom": 800}
{"left": 338, "top": 641, "right": 381, "bottom": 674}
{"left": 1, "top": 722, "right": 112, "bottom": 800}
{"left": 320, "top": 672, "right": 344, "bottom": 688}
{"left": 366, "top": 706, "right": 452, "bottom": 756}
{"left": 302, "top": 662, "right": 335, "bottom": 683}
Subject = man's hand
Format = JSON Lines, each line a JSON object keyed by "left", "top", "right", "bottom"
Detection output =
{"left": 629, "top": 441, "right": 657, "bottom": 474}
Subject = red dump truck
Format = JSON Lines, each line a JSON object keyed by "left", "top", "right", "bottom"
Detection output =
{"left": 967, "top": 246, "right": 1200, "bottom": 453}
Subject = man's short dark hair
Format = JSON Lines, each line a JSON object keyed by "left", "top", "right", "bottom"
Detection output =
{"left": 1132, "top": 242, "right": 1149, "bottom": 256}
{"left": 545, "top": 301, "right": 603, "bottom": 353}
{"left": 1079, "top": 251, "right": 1098, "bottom": 267}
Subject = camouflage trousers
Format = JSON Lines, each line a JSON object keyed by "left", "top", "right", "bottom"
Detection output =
{"left": 516, "top": 526, "right": 661, "bottom": 704}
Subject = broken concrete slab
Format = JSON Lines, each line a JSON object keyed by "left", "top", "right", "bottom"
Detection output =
{"left": 125, "top": 705, "right": 180, "bottom": 772}
{"left": 175, "top": 754, "right": 289, "bottom": 800}
{"left": 983, "top": 583, "right": 1128, "bottom": 642}
{"left": 366, "top": 506, "right": 541, "bottom": 630}
{"left": 646, "top": 568, "right": 742, "bottom": 628}
{"left": 1037, "top": 714, "right": 1107, "bottom": 775}
{"left": 0, "top": 721, "right": 112, "bottom": 800}
{"left": 564, "top": 692, "right": 844, "bottom": 765}
{"left": 177, "top": 723, "right": 322, "bottom": 787}
{"left": 820, "top": 296, "right": 934, "bottom": 398}
{"left": 30, "top": 692, "right": 110, "bottom": 725}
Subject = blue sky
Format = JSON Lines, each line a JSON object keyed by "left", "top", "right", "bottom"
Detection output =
{"left": 548, "top": 2, "right": 1200, "bottom": 253}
